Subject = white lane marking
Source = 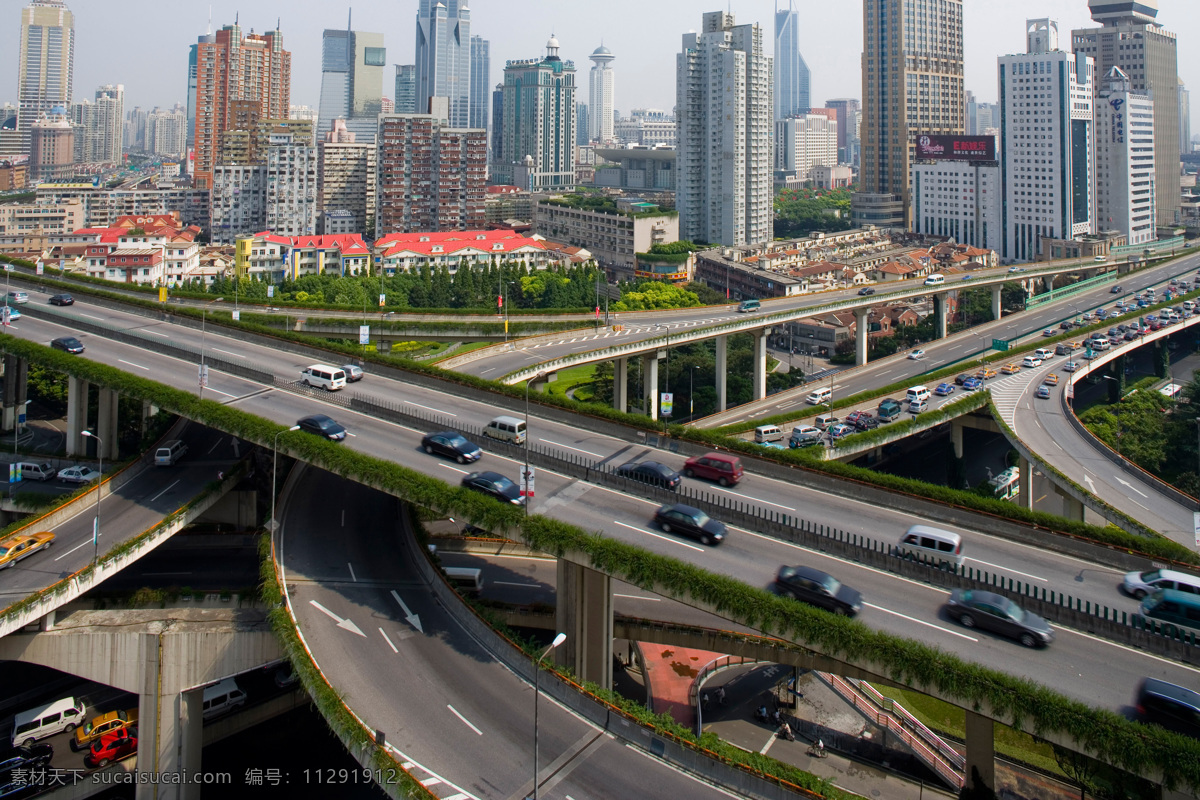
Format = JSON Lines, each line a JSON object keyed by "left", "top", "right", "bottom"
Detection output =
{"left": 613, "top": 520, "right": 705, "bottom": 552}
{"left": 379, "top": 628, "right": 398, "bottom": 653}
{"left": 144, "top": 330, "right": 168, "bottom": 337}
{"left": 80, "top": 313, "right": 104, "bottom": 321}
{"left": 308, "top": 600, "right": 366, "bottom": 636}
{"left": 148, "top": 480, "right": 180, "bottom": 503}
{"left": 421, "top": 776, "right": 444, "bottom": 787}
{"left": 712, "top": 487, "right": 796, "bottom": 512}
{"left": 438, "top": 464, "right": 471, "bottom": 475}
{"left": 963, "top": 558, "right": 1047, "bottom": 583}
{"left": 118, "top": 359, "right": 149, "bottom": 371}
{"left": 758, "top": 733, "right": 776, "bottom": 755}
{"left": 211, "top": 347, "right": 242, "bottom": 357}
{"left": 206, "top": 387, "right": 237, "bottom": 399}
{"left": 614, "top": 593, "right": 661, "bottom": 601}
{"left": 539, "top": 439, "right": 604, "bottom": 458}
{"left": 494, "top": 580, "right": 539, "bottom": 588}
{"left": 863, "top": 602, "right": 978, "bottom": 641}
{"left": 447, "top": 705, "right": 483, "bottom": 736}
{"left": 348, "top": 562, "right": 357, "bottom": 582}
{"left": 55, "top": 537, "right": 97, "bottom": 561}
{"left": 405, "top": 400, "right": 456, "bottom": 417}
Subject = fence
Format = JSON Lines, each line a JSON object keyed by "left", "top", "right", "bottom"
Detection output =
{"left": 689, "top": 655, "right": 766, "bottom": 735}
{"left": 1026, "top": 271, "right": 1117, "bottom": 308}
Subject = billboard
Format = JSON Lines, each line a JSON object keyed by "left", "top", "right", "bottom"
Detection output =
{"left": 915, "top": 135, "right": 995, "bottom": 161}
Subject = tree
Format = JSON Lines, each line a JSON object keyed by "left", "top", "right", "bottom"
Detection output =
{"left": 612, "top": 281, "right": 701, "bottom": 311}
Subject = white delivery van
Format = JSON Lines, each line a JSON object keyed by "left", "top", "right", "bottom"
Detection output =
{"left": 202, "top": 679, "right": 247, "bottom": 720}
{"left": 754, "top": 425, "right": 785, "bottom": 443}
{"left": 806, "top": 387, "right": 832, "bottom": 406}
{"left": 299, "top": 365, "right": 347, "bottom": 391}
{"left": 12, "top": 697, "right": 86, "bottom": 747}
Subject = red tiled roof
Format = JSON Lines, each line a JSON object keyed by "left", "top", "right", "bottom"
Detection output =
{"left": 375, "top": 230, "right": 547, "bottom": 258}
{"left": 252, "top": 232, "right": 369, "bottom": 254}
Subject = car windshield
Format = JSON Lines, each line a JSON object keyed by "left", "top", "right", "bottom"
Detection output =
{"left": 1141, "top": 569, "right": 1161, "bottom": 583}
{"left": 692, "top": 511, "right": 711, "bottom": 527}
{"left": 819, "top": 574, "right": 842, "bottom": 594}
{"left": 492, "top": 476, "right": 516, "bottom": 491}
{"left": 446, "top": 435, "right": 470, "bottom": 449}
{"left": 316, "top": 418, "right": 337, "bottom": 430}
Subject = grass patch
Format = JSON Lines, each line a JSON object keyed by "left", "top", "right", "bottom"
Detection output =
{"left": 541, "top": 364, "right": 597, "bottom": 399}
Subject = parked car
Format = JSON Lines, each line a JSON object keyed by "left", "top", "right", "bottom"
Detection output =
{"left": 57, "top": 465, "right": 100, "bottom": 484}
{"left": 775, "top": 565, "right": 863, "bottom": 617}
{"left": 0, "top": 531, "right": 54, "bottom": 569}
{"left": 827, "top": 423, "right": 856, "bottom": 440}
{"left": 420, "top": 431, "right": 482, "bottom": 464}
{"left": 461, "top": 471, "right": 525, "bottom": 506}
{"left": 84, "top": 728, "right": 137, "bottom": 768}
{"left": 857, "top": 287, "right": 875, "bottom": 296}
{"left": 340, "top": 364, "right": 364, "bottom": 382}
{"left": 962, "top": 377, "right": 983, "bottom": 391}
{"left": 945, "top": 589, "right": 1054, "bottom": 648}
{"left": 297, "top": 414, "right": 347, "bottom": 441}
{"left": 908, "top": 349, "right": 925, "bottom": 360}
{"left": 850, "top": 412, "right": 878, "bottom": 432}
{"left": 72, "top": 708, "right": 137, "bottom": 751}
{"left": 50, "top": 336, "right": 84, "bottom": 354}
{"left": 652, "top": 503, "right": 726, "bottom": 546}
{"left": 48, "top": 293, "right": 74, "bottom": 306}
{"left": 1035, "top": 385, "right": 1051, "bottom": 399}
{"left": 934, "top": 383, "right": 955, "bottom": 397}
{"left": 616, "top": 460, "right": 682, "bottom": 490}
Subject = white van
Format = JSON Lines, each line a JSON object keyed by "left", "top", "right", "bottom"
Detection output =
{"left": 154, "top": 440, "right": 188, "bottom": 466}
{"left": 12, "top": 697, "right": 86, "bottom": 747}
{"left": 898, "top": 525, "right": 964, "bottom": 568}
{"left": 754, "top": 424, "right": 785, "bottom": 444}
{"left": 445, "top": 567, "right": 484, "bottom": 597}
{"left": 923, "top": 273, "right": 946, "bottom": 286}
{"left": 202, "top": 678, "right": 247, "bottom": 720}
{"left": 15, "top": 462, "right": 55, "bottom": 482}
{"left": 905, "top": 386, "right": 931, "bottom": 404}
{"left": 299, "top": 365, "right": 347, "bottom": 391}
{"left": 483, "top": 415, "right": 527, "bottom": 445}
{"left": 1092, "top": 336, "right": 1111, "bottom": 351}
{"left": 1034, "top": 348, "right": 1054, "bottom": 361}
{"left": 806, "top": 387, "right": 832, "bottom": 406}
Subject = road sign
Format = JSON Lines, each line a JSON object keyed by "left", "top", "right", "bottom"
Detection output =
{"left": 991, "top": 339, "right": 1009, "bottom": 351}
{"left": 1195, "top": 512, "right": 1200, "bottom": 550}
{"left": 661, "top": 392, "right": 674, "bottom": 417}
{"left": 232, "top": 310, "right": 240, "bottom": 321}
{"left": 521, "top": 467, "right": 535, "bottom": 498}
{"left": 358, "top": 325, "right": 370, "bottom": 345}
{"left": 2, "top": 306, "right": 10, "bottom": 326}
{"left": 35, "top": 262, "right": 43, "bottom": 276}
{"left": 18, "top": 413, "right": 26, "bottom": 424}
{"left": 159, "top": 287, "right": 167, "bottom": 302}
{"left": 379, "top": 293, "right": 386, "bottom": 307}
{"left": 267, "top": 285, "right": 275, "bottom": 298}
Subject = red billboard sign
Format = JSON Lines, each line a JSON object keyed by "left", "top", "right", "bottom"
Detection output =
{"left": 915, "top": 135, "right": 995, "bottom": 161}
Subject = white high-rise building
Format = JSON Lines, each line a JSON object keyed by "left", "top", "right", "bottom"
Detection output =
{"left": 775, "top": 114, "right": 837, "bottom": 178}
{"left": 677, "top": 11, "right": 772, "bottom": 247}
{"left": 17, "top": 0, "right": 75, "bottom": 150}
{"left": 146, "top": 107, "right": 188, "bottom": 157}
{"left": 415, "top": 0, "right": 471, "bottom": 126}
{"left": 71, "top": 84, "right": 123, "bottom": 165}
{"left": 911, "top": 161, "right": 1002, "bottom": 251}
{"left": 497, "top": 37, "right": 576, "bottom": 190}
{"left": 317, "top": 24, "right": 386, "bottom": 144}
{"left": 265, "top": 132, "right": 318, "bottom": 237}
{"left": 999, "top": 19, "right": 1095, "bottom": 262}
{"left": 588, "top": 45, "right": 615, "bottom": 142}
{"left": 1096, "top": 67, "right": 1155, "bottom": 245}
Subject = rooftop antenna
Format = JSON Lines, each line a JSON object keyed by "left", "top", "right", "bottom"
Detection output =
{"left": 206, "top": 5, "right": 212, "bottom": 35}
{"left": 348, "top": 8, "right": 352, "bottom": 30}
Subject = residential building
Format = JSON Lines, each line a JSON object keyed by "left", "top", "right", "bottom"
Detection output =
{"left": 394, "top": 65, "right": 416, "bottom": 114}
{"left": 496, "top": 38, "right": 577, "bottom": 190}
{"left": 824, "top": 98, "right": 859, "bottom": 163}
{"left": 186, "top": 30, "right": 216, "bottom": 151}
{"left": 239, "top": 232, "right": 370, "bottom": 281}
{"left": 854, "top": 0, "right": 964, "bottom": 229}
{"left": 775, "top": 113, "right": 838, "bottom": 179}
{"left": 124, "top": 106, "right": 148, "bottom": 151}
{"left": 414, "top": 0, "right": 471, "bottom": 126}
{"left": 0, "top": 158, "right": 29, "bottom": 192}
{"left": 29, "top": 115, "right": 74, "bottom": 181}
{"left": 218, "top": 118, "right": 314, "bottom": 166}
{"left": 911, "top": 158, "right": 1001, "bottom": 252}
{"left": 70, "top": 84, "right": 123, "bottom": 165}
{"left": 1000, "top": 19, "right": 1095, "bottom": 262}
{"left": 17, "top": 0, "right": 75, "bottom": 151}
{"left": 145, "top": 107, "right": 187, "bottom": 158}
{"left": 72, "top": 215, "right": 200, "bottom": 286}
{"left": 774, "top": 0, "right": 808, "bottom": 120}
{"left": 532, "top": 196, "right": 677, "bottom": 276}
{"left": 1073, "top": 0, "right": 1180, "bottom": 226}
{"left": 588, "top": 46, "right": 616, "bottom": 142}
{"left": 483, "top": 186, "right": 536, "bottom": 226}
{"left": 0, "top": 198, "right": 84, "bottom": 251}
{"left": 210, "top": 165, "right": 267, "bottom": 243}
{"left": 809, "top": 164, "right": 854, "bottom": 189}
{"left": 317, "top": 24, "right": 386, "bottom": 143}
{"left": 614, "top": 115, "right": 677, "bottom": 148}
{"left": 318, "top": 120, "right": 377, "bottom": 236}
{"left": 373, "top": 229, "right": 556, "bottom": 275}
{"left": 192, "top": 21, "right": 291, "bottom": 188}
{"left": 376, "top": 109, "right": 487, "bottom": 233}
{"left": 1095, "top": 67, "right": 1156, "bottom": 245}
{"left": 470, "top": 36, "right": 490, "bottom": 131}
{"left": 576, "top": 105, "right": 590, "bottom": 147}
{"left": 1181, "top": 80, "right": 1191, "bottom": 155}
{"left": 676, "top": 11, "right": 772, "bottom": 247}
{"left": 593, "top": 147, "right": 676, "bottom": 192}
{"left": 265, "top": 132, "right": 318, "bottom": 238}
{"left": 35, "top": 179, "right": 210, "bottom": 230}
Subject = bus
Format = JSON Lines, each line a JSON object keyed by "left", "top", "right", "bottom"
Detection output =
{"left": 988, "top": 466, "right": 1020, "bottom": 502}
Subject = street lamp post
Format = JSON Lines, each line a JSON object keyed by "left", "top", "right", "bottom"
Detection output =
{"left": 531, "top": 632, "right": 566, "bottom": 800}
{"left": 523, "top": 373, "right": 543, "bottom": 515}
{"left": 200, "top": 297, "right": 224, "bottom": 400}
{"left": 271, "top": 425, "right": 301, "bottom": 532}
{"left": 689, "top": 365, "right": 698, "bottom": 421}
{"left": 80, "top": 430, "right": 102, "bottom": 566}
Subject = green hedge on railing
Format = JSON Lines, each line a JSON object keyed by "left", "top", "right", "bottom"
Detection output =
{"left": 6, "top": 334, "right": 1200, "bottom": 792}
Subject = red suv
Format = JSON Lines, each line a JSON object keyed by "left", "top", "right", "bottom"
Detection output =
{"left": 85, "top": 728, "right": 137, "bottom": 768}
{"left": 682, "top": 453, "right": 744, "bottom": 486}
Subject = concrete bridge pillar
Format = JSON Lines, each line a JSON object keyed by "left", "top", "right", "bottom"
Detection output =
{"left": 136, "top": 638, "right": 205, "bottom": 800}
{"left": 934, "top": 292, "right": 948, "bottom": 339}
{"left": 964, "top": 710, "right": 996, "bottom": 797}
{"left": 951, "top": 418, "right": 965, "bottom": 459}
{"left": 1018, "top": 455, "right": 1034, "bottom": 509}
{"left": 141, "top": 400, "right": 160, "bottom": 437}
{"left": 715, "top": 335, "right": 728, "bottom": 412}
{"left": 854, "top": 308, "right": 869, "bottom": 366}
{"left": 1043, "top": 274, "right": 1055, "bottom": 294}
{"left": 1059, "top": 489, "right": 1085, "bottom": 522}
{"left": 178, "top": 689, "right": 204, "bottom": 800}
{"left": 642, "top": 353, "right": 659, "bottom": 421}
{"left": 612, "top": 357, "right": 627, "bottom": 413}
{"left": 2, "top": 354, "right": 28, "bottom": 433}
{"left": 98, "top": 388, "right": 120, "bottom": 461}
{"left": 752, "top": 329, "right": 768, "bottom": 401}
{"left": 991, "top": 285, "right": 1002, "bottom": 320}
{"left": 556, "top": 560, "right": 613, "bottom": 690}
{"left": 66, "top": 376, "right": 91, "bottom": 457}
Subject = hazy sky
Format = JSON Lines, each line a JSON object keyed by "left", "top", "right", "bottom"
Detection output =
{"left": 4, "top": 0, "right": 1198, "bottom": 130}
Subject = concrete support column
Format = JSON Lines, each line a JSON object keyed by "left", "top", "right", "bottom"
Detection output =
{"left": 991, "top": 285, "right": 1002, "bottom": 320}
{"left": 964, "top": 710, "right": 996, "bottom": 797}
{"left": 714, "top": 335, "right": 728, "bottom": 412}
{"left": 141, "top": 400, "right": 159, "bottom": 437}
{"left": 854, "top": 308, "right": 869, "bottom": 366}
{"left": 66, "top": 377, "right": 90, "bottom": 457}
{"left": 1060, "top": 490, "right": 1085, "bottom": 522}
{"left": 951, "top": 418, "right": 965, "bottom": 459}
{"left": 556, "top": 560, "right": 613, "bottom": 690}
{"left": 136, "top": 636, "right": 164, "bottom": 800}
{"left": 612, "top": 357, "right": 627, "bottom": 413}
{"left": 1018, "top": 455, "right": 1034, "bottom": 510}
{"left": 98, "top": 388, "right": 119, "bottom": 461}
{"left": 752, "top": 329, "right": 768, "bottom": 401}
{"left": 2, "top": 355, "right": 28, "bottom": 433}
{"left": 178, "top": 689, "right": 204, "bottom": 800}
{"left": 137, "top": 634, "right": 207, "bottom": 800}
{"left": 1044, "top": 274, "right": 1055, "bottom": 294}
{"left": 642, "top": 353, "right": 659, "bottom": 421}
{"left": 934, "top": 292, "right": 948, "bottom": 339}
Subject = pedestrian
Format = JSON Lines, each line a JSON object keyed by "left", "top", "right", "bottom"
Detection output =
{"left": 716, "top": 686, "right": 726, "bottom": 706}
{"left": 702, "top": 693, "right": 710, "bottom": 711}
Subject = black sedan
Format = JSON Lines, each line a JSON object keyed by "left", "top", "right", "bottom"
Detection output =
{"left": 775, "top": 565, "right": 863, "bottom": 617}
{"left": 297, "top": 414, "right": 347, "bottom": 441}
{"left": 50, "top": 336, "right": 84, "bottom": 353}
{"left": 946, "top": 589, "right": 1053, "bottom": 648}
{"left": 616, "top": 460, "right": 681, "bottom": 490}
{"left": 48, "top": 294, "right": 74, "bottom": 306}
{"left": 461, "top": 471, "right": 525, "bottom": 506}
{"left": 857, "top": 287, "right": 876, "bottom": 296}
{"left": 652, "top": 503, "right": 726, "bottom": 546}
{"left": 421, "top": 431, "right": 482, "bottom": 464}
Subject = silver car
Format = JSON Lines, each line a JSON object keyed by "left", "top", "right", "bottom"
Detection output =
{"left": 341, "top": 364, "right": 364, "bottom": 382}
{"left": 1123, "top": 569, "right": 1200, "bottom": 600}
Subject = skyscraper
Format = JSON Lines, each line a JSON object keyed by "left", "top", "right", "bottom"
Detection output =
{"left": 999, "top": 19, "right": 1095, "bottom": 262}
{"left": 1073, "top": 0, "right": 1180, "bottom": 226}
{"left": 491, "top": 84, "right": 504, "bottom": 167}
{"left": 1181, "top": 80, "right": 1191, "bottom": 156}
{"left": 588, "top": 45, "right": 615, "bottom": 142}
{"left": 317, "top": 22, "right": 385, "bottom": 144}
{"left": 187, "top": 25, "right": 216, "bottom": 153}
{"left": 17, "top": 0, "right": 75, "bottom": 149}
{"left": 394, "top": 65, "right": 417, "bottom": 114}
{"left": 774, "top": 0, "right": 808, "bottom": 120}
{"left": 1096, "top": 67, "right": 1156, "bottom": 246}
{"left": 854, "top": 0, "right": 964, "bottom": 229}
{"left": 470, "top": 36, "right": 491, "bottom": 131}
{"left": 824, "top": 98, "right": 859, "bottom": 163}
{"left": 414, "top": 0, "right": 471, "bottom": 125}
{"left": 677, "top": 11, "right": 772, "bottom": 247}
{"left": 497, "top": 37, "right": 577, "bottom": 190}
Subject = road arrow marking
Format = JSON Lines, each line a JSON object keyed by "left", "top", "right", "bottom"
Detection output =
{"left": 391, "top": 590, "right": 425, "bottom": 633}
{"left": 1083, "top": 475, "right": 1097, "bottom": 494}
{"left": 309, "top": 600, "right": 365, "bottom": 636}
{"left": 1115, "top": 477, "right": 1149, "bottom": 498}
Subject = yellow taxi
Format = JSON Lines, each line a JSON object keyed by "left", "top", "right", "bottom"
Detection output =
{"left": 976, "top": 366, "right": 998, "bottom": 380}
{"left": 1000, "top": 363, "right": 1022, "bottom": 375}
{"left": 1068, "top": 340, "right": 1084, "bottom": 351}
{"left": 0, "top": 531, "right": 54, "bottom": 569}
{"left": 73, "top": 708, "right": 138, "bottom": 750}
{"left": 1044, "top": 373, "right": 1060, "bottom": 386}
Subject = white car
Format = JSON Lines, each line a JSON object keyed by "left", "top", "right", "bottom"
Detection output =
{"left": 1022, "top": 355, "right": 1043, "bottom": 368}
{"left": 57, "top": 466, "right": 101, "bottom": 484}
{"left": 908, "top": 349, "right": 925, "bottom": 360}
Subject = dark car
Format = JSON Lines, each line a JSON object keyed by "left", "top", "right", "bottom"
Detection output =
{"left": 946, "top": 589, "right": 1053, "bottom": 648}
{"left": 297, "top": 414, "right": 347, "bottom": 441}
{"left": 1136, "top": 677, "right": 1200, "bottom": 739}
{"left": 50, "top": 336, "right": 85, "bottom": 353}
{"left": 962, "top": 376, "right": 983, "bottom": 391}
{"left": 954, "top": 373, "right": 973, "bottom": 386}
{"left": 775, "top": 565, "right": 863, "bottom": 617}
{"left": 0, "top": 743, "right": 53, "bottom": 774}
{"left": 420, "top": 431, "right": 482, "bottom": 464}
{"left": 652, "top": 503, "right": 726, "bottom": 546}
{"left": 84, "top": 728, "right": 137, "bottom": 768}
{"left": 616, "top": 460, "right": 681, "bottom": 490}
{"left": 48, "top": 294, "right": 74, "bottom": 306}
{"left": 857, "top": 287, "right": 875, "bottom": 296}
{"left": 461, "top": 471, "right": 524, "bottom": 506}
{"left": 851, "top": 412, "right": 878, "bottom": 432}
{"left": 1111, "top": 285, "right": 1123, "bottom": 294}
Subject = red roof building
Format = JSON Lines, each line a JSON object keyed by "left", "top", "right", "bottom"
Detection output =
{"left": 373, "top": 230, "right": 560, "bottom": 274}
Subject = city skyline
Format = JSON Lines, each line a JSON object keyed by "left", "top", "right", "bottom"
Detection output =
{"left": 6, "top": 0, "right": 1198, "bottom": 132}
